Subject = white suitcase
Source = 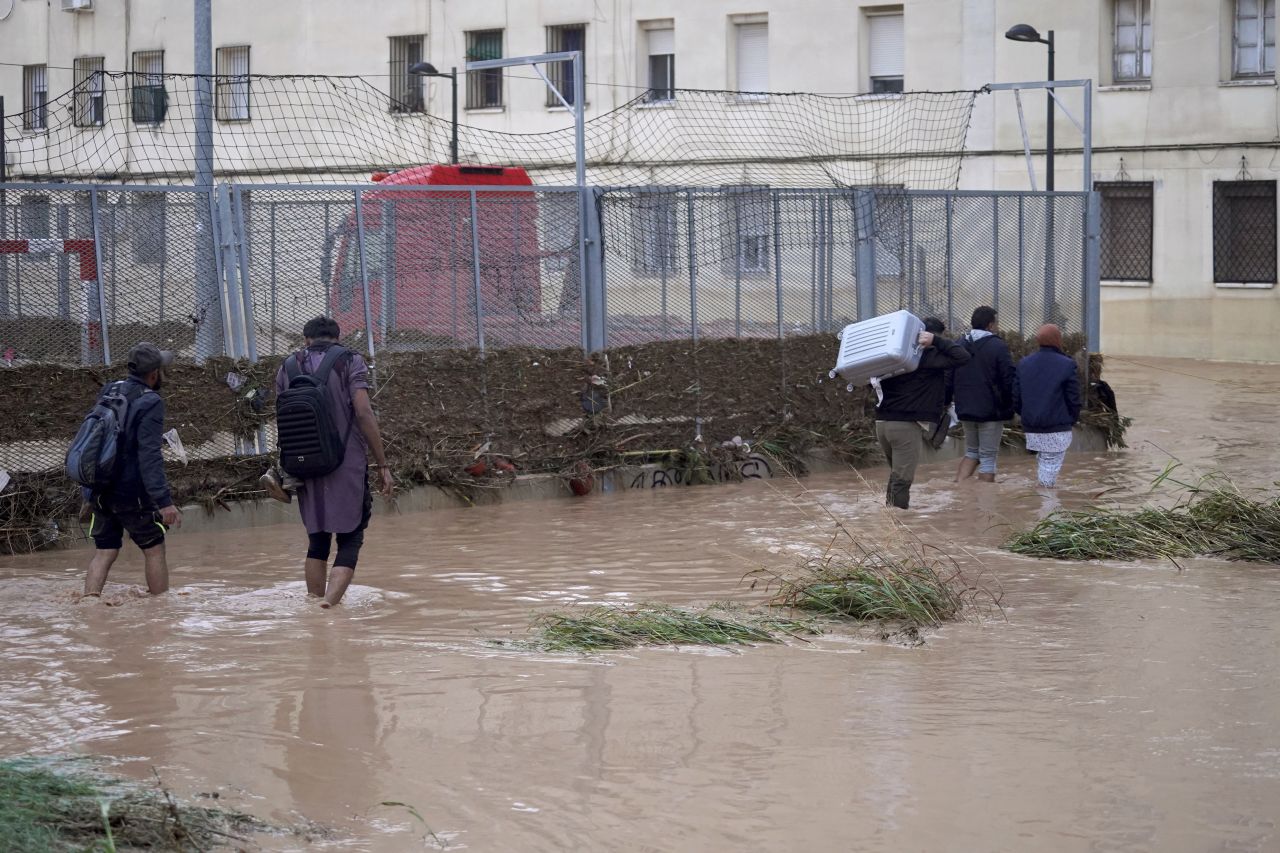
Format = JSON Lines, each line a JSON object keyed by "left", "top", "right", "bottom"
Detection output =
{"left": 829, "top": 310, "right": 925, "bottom": 391}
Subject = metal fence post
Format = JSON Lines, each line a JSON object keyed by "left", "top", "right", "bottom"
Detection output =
{"left": 206, "top": 188, "right": 232, "bottom": 358}
{"left": 772, "top": 192, "right": 783, "bottom": 338}
{"left": 1018, "top": 196, "right": 1026, "bottom": 336}
{"left": 992, "top": 195, "right": 1001, "bottom": 313}
{"left": 468, "top": 189, "right": 486, "bottom": 352}
{"left": 88, "top": 188, "right": 111, "bottom": 364}
{"left": 733, "top": 193, "right": 743, "bottom": 338}
{"left": 686, "top": 190, "right": 698, "bottom": 343}
{"left": 216, "top": 184, "right": 247, "bottom": 359}
{"left": 582, "top": 187, "right": 607, "bottom": 352}
{"left": 853, "top": 189, "right": 877, "bottom": 322}
{"left": 231, "top": 186, "right": 258, "bottom": 362}
{"left": 1084, "top": 190, "right": 1102, "bottom": 352}
{"left": 269, "top": 201, "right": 277, "bottom": 353}
{"left": 945, "top": 194, "right": 955, "bottom": 331}
{"left": 353, "top": 188, "right": 378, "bottom": 363}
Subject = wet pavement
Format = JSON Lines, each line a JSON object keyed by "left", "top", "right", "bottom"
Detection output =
{"left": 2, "top": 357, "right": 1279, "bottom": 852}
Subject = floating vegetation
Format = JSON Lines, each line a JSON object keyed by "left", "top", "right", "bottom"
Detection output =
{"left": 531, "top": 603, "right": 819, "bottom": 652}
{"left": 0, "top": 757, "right": 274, "bottom": 851}
{"left": 1005, "top": 471, "right": 1280, "bottom": 563}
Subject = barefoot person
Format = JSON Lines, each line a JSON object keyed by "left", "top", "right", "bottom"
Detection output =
{"left": 1014, "top": 323, "right": 1081, "bottom": 488}
{"left": 267, "top": 317, "right": 393, "bottom": 608}
{"left": 81, "top": 343, "right": 183, "bottom": 598}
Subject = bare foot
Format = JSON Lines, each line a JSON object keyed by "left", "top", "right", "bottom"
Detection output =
{"left": 319, "top": 600, "right": 333, "bottom": 609}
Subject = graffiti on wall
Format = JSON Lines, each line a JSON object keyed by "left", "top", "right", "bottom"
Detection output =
{"left": 627, "top": 454, "right": 774, "bottom": 489}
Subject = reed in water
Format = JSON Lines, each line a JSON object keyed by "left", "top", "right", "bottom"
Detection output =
{"left": 532, "top": 604, "right": 817, "bottom": 651}
{"left": 1006, "top": 472, "right": 1280, "bottom": 563}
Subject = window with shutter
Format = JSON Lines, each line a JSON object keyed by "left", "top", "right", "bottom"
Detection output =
{"left": 1234, "top": 0, "right": 1277, "bottom": 78}
{"left": 466, "top": 30, "right": 504, "bottom": 109}
{"left": 1096, "top": 182, "right": 1154, "bottom": 282}
{"left": 735, "top": 22, "right": 769, "bottom": 96}
{"left": 1113, "top": 0, "right": 1152, "bottom": 82}
{"left": 216, "top": 46, "right": 252, "bottom": 121}
{"left": 868, "top": 12, "right": 904, "bottom": 93}
{"left": 647, "top": 27, "right": 675, "bottom": 103}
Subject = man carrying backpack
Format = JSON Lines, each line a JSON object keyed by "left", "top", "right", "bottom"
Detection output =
{"left": 266, "top": 317, "right": 392, "bottom": 608}
{"left": 952, "top": 306, "right": 1016, "bottom": 483}
{"left": 77, "top": 342, "right": 182, "bottom": 599}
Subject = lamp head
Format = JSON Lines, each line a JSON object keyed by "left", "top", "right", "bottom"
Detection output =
{"left": 1005, "top": 23, "right": 1044, "bottom": 43}
{"left": 409, "top": 62, "right": 442, "bottom": 76}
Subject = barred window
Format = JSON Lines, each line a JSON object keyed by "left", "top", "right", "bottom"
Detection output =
{"left": 466, "top": 30, "right": 503, "bottom": 109}
{"left": 546, "top": 24, "right": 586, "bottom": 107}
{"left": 1096, "top": 181, "right": 1153, "bottom": 281}
{"left": 131, "top": 50, "right": 167, "bottom": 124}
{"left": 20, "top": 194, "right": 51, "bottom": 239}
{"left": 1213, "top": 180, "right": 1277, "bottom": 284}
{"left": 632, "top": 193, "right": 682, "bottom": 274}
{"left": 721, "top": 186, "right": 771, "bottom": 274}
{"left": 74, "top": 57, "right": 106, "bottom": 127}
{"left": 132, "top": 193, "right": 167, "bottom": 265}
{"left": 1113, "top": 0, "right": 1152, "bottom": 82}
{"left": 23, "top": 65, "right": 48, "bottom": 131}
{"left": 1234, "top": 0, "right": 1276, "bottom": 78}
{"left": 216, "top": 46, "right": 251, "bottom": 121}
{"left": 389, "top": 35, "right": 426, "bottom": 113}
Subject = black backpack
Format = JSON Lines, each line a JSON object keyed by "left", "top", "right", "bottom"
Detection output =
{"left": 276, "top": 346, "right": 354, "bottom": 479}
{"left": 65, "top": 381, "right": 148, "bottom": 490}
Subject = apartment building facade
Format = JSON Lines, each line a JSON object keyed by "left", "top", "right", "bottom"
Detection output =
{"left": 1, "top": 0, "right": 1278, "bottom": 361}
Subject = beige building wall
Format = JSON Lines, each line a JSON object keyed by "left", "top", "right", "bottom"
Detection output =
{"left": 2, "top": 0, "right": 1280, "bottom": 361}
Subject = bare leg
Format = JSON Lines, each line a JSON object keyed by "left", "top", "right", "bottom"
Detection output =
{"left": 320, "top": 566, "right": 355, "bottom": 608}
{"left": 304, "top": 557, "right": 328, "bottom": 598}
{"left": 141, "top": 543, "right": 169, "bottom": 595}
{"left": 955, "top": 456, "right": 979, "bottom": 482}
{"left": 84, "top": 548, "right": 120, "bottom": 597}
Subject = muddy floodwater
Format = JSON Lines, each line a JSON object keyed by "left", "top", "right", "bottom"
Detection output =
{"left": 3, "top": 357, "right": 1279, "bottom": 852}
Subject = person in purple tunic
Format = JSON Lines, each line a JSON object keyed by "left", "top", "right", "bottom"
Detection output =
{"left": 264, "top": 317, "right": 393, "bottom": 607}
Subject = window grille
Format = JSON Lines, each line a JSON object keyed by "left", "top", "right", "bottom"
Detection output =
{"left": 74, "top": 57, "right": 106, "bottom": 127}
{"left": 1213, "top": 180, "right": 1277, "bottom": 284}
{"left": 466, "top": 30, "right": 504, "bottom": 109}
{"left": 216, "top": 46, "right": 251, "bottom": 121}
{"left": 546, "top": 24, "right": 586, "bottom": 107}
{"left": 131, "top": 50, "right": 167, "bottom": 124}
{"left": 1096, "top": 181, "right": 1154, "bottom": 281}
{"left": 388, "top": 35, "right": 426, "bottom": 113}
{"left": 23, "top": 65, "right": 48, "bottom": 131}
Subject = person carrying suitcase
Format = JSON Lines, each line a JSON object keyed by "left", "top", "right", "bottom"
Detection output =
{"left": 874, "top": 317, "right": 970, "bottom": 509}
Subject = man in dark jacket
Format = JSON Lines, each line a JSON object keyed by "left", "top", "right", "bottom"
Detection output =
{"left": 874, "top": 317, "right": 970, "bottom": 509}
{"left": 952, "top": 306, "right": 1016, "bottom": 483}
{"left": 83, "top": 342, "right": 183, "bottom": 599}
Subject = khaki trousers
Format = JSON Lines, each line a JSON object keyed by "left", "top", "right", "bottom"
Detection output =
{"left": 875, "top": 420, "right": 922, "bottom": 509}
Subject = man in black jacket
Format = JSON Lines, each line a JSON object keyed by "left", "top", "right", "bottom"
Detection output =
{"left": 952, "top": 306, "right": 1016, "bottom": 483}
{"left": 83, "top": 342, "right": 183, "bottom": 599}
{"left": 874, "top": 318, "right": 970, "bottom": 509}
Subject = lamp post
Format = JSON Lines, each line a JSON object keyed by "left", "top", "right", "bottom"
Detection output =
{"left": 1005, "top": 24, "right": 1055, "bottom": 191}
{"left": 410, "top": 61, "right": 458, "bottom": 165}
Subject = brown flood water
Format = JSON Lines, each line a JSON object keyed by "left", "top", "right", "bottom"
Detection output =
{"left": 2, "top": 357, "right": 1280, "bottom": 852}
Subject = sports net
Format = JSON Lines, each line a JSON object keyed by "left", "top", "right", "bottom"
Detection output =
{"left": 3, "top": 72, "right": 977, "bottom": 188}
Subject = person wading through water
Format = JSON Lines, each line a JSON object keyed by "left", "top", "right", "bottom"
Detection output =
{"left": 1014, "top": 323, "right": 1082, "bottom": 489}
{"left": 77, "top": 343, "right": 183, "bottom": 599}
{"left": 262, "top": 317, "right": 393, "bottom": 608}
{"left": 952, "top": 305, "right": 1016, "bottom": 483}
{"left": 873, "top": 317, "right": 970, "bottom": 509}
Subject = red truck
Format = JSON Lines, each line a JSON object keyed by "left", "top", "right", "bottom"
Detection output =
{"left": 323, "top": 164, "right": 580, "bottom": 349}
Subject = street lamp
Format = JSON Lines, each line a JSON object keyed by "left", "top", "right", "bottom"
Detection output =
{"left": 409, "top": 61, "right": 458, "bottom": 165}
{"left": 1005, "top": 24, "right": 1055, "bottom": 191}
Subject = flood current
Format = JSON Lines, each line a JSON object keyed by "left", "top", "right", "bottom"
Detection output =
{"left": 2, "top": 357, "right": 1279, "bottom": 851}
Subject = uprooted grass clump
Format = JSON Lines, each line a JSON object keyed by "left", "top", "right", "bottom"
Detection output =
{"left": 1005, "top": 474, "right": 1280, "bottom": 563}
{"left": 0, "top": 757, "right": 272, "bottom": 851}
{"left": 531, "top": 603, "right": 819, "bottom": 652}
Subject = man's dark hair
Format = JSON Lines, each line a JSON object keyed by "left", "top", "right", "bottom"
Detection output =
{"left": 922, "top": 317, "right": 946, "bottom": 334}
{"left": 970, "top": 306, "right": 998, "bottom": 331}
{"left": 303, "top": 316, "right": 340, "bottom": 341}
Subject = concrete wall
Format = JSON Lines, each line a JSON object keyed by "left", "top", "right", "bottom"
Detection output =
{"left": 3, "top": 0, "right": 1280, "bottom": 361}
